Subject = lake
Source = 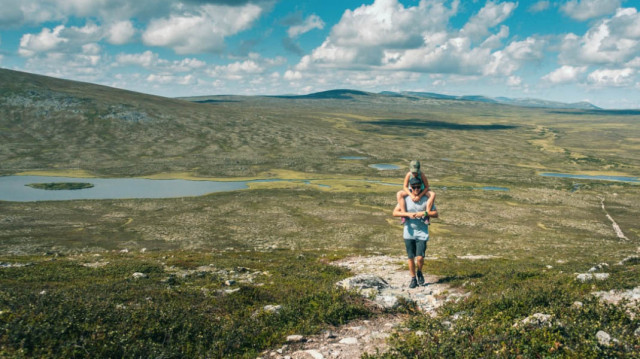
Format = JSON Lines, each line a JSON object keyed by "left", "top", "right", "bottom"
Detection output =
{"left": 540, "top": 173, "right": 640, "bottom": 183}
{"left": 0, "top": 176, "right": 250, "bottom": 202}
{"left": 0, "top": 175, "right": 510, "bottom": 202}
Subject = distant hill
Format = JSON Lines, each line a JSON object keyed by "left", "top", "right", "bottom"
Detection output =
{"left": 273, "top": 89, "right": 372, "bottom": 100}
{"left": 382, "top": 91, "right": 600, "bottom": 110}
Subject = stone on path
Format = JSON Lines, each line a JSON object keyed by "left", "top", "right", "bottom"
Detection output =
{"left": 287, "top": 335, "right": 306, "bottom": 343}
{"left": 338, "top": 337, "right": 358, "bottom": 345}
{"left": 336, "top": 274, "right": 389, "bottom": 291}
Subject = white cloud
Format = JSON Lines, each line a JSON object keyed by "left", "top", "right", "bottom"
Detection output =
{"left": 481, "top": 25, "right": 509, "bottom": 49}
{"left": 116, "top": 51, "right": 207, "bottom": 73}
{"left": 284, "top": 70, "right": 302, "bottom": 81}
{"left": 294, "top": 0, "right": 537, "bottom": 82}
{"left": 503, "top": 37, "right": 546, "bottom": 61}
{"left": 542, "top": 65, "right": 588, "bottom": 84}
{"left": 296, "top": 0, "right": 459, "bottom": 70}
{"left": 18, "top": 26, "right": 67, "bottom": 57}
{"left": 559, "top": 8, "right": 640, "bottom": 66}
{"left": 330, "top": 0, "right": 456, "bottom": 49}
{"left": 206, "top": 55, "right": 286, "bottom": 80}
{"left": 587, "top": 68, "right": 635, "bottom": 86}
{"left": 116, "top": 51, "right": 160, "bottom": 68}
{"left": 106, "top": 21, "right": 136, "bottom": 45}
{"left": 507, "top": 75, "right": 522, "bottom": 86}
{"left": 561, "top": 0, "right": 621, "bottom": 21}
{"left": 528, "top": 1, "right": 550, "bottom": 13}
{"left": 385, "top": 37, "right": 494, "bottom": 74}
{"left": 0, "top": 0, "right": 174, "bottom": 26}
{"left": 142, "top": 4, "right": 262, "bottom": 54}
{"left": 627, "top": 57, "right": 640, "bottom": 68}
{"left": 18, "top": 23, "right": 104, "bottom": 57}
{"left": 287, "top": 14, "right": 324, "bottom": 38}
{"left": 460, "top": 1, "right": 517, "bottom": 42}
{"left": 21, "top": 46, "right": 106, "bottom": 83}
{"left": 147, "top": 73, "right": 196, "bottom": 85}
{"left": 283, "top": 67, "right": 421, "bottom": 91}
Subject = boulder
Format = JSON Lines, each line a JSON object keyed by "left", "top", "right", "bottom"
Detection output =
{"left": 336, "top": 274, "right": 389, "bottom": 292}
{"left": 374, "top": 295, "right": 399, "bottom": 309}
{"left": 596, "top": 330, "right": 611, "bottom": 346}
{"left": 132, "top": 272, "right": 147, "bottom": 279}
{"left": 286, "top": 335, "right": 306, "bottom": 343}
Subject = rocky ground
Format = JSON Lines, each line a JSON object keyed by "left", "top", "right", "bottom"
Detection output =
{"left": 258, "top": 255, "right": 469, "bottom": 359}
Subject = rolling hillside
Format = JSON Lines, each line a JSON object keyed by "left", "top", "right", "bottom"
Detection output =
{"left": 2, "top": 68, "right": 639, "bottom": 181}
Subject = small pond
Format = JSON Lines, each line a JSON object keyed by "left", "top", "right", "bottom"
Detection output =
{"left": 540, "top": 173, "right": 639, "bottom": 183}
{"left": 340, "top": 156, "right": 367, "bottom": 160}
{"left": 368, "top": 164, "right": 400, "bottom": 170}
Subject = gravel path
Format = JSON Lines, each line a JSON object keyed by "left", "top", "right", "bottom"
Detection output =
{"left": 259, "top": 255, "right": 468, "bottom": 359}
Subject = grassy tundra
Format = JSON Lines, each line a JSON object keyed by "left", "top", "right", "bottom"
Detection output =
{"left": 1, "top": 69, "right": 639, "bottom": 357}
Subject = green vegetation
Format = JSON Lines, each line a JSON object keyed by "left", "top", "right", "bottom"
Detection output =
{"left": 26, "top": 182, "right": 94, "bottom": 190}
{"left": 1, "top": 68, "right": 639, "bottom": 357}
{"left": 368, "top": 259, "right": 640, "bottom": 358}
{"left": 0, "top": 251, "right": 372, "bottom": 358}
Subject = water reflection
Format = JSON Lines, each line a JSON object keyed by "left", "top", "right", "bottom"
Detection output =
{"left": 368, "top": 164, "right": 400, "bottom": 170}
{"left": 540, "top": 173, "right": 639, "bottom": 183}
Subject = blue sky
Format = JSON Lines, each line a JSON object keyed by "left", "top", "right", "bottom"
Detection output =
{"left": 1, "top": 0, "right": 639, "bottom": 108}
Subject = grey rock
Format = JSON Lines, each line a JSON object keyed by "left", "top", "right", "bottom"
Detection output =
{"left": 132, "top": 272, "right": 148, "bottom": 279}
{"left": 336, "top": 274, "right": 389, "bottom": 291}
{"left": 304, "top": 350, "right": 324, "bottom": 359}
{"left": 634, "top": 327, "right": 640, "bottom": 337}
{"left": 618, "top": 256, "right": 640, "bottom": 265}
{"left": 576, "top": 273, "right": 592, "bottom": 282}
{"left": 596, "top": 330, "right": 611, "bottom": 346}
{"left": 286, "top": 335, "right": 306, "bottom": 343}
{"left": 514, "top": 313, "right": 556, "bottom": 329}
{"left": 339, "top": 337, "right": 358, "bottom": 345}
{"left": 225, "top": 279, "right": 236, "bottom": 286}
{"left": 576, "top": 273, "right": 609, "bottom": 282}
{"left": 572, "top": 301, "right": 583, "bottom": 309}
{"left": 324, "top": 330, "right": 337, "bottom": 339}
{"left": 264, "top": 305, "right": 282, "bottom": 314}
{"left": 374, "top": 295, "right": 399, "bottom": 309}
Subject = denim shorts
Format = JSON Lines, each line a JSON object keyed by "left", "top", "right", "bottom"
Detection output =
{"left": 404, "top": 239, "right": 427, "bottom": 259}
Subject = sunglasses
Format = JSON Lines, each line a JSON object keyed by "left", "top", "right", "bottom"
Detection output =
{"left": 411, "top": 186, "right": 421, "bottom": 190}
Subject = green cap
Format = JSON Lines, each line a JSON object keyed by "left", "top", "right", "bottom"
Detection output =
{"left": 410, "top": 160, "right": 421, "bottom": 172}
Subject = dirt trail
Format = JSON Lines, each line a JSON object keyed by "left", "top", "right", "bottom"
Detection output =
{"left": 600, "top": 197, "right": 628, "bottom": 240}
{"left": 258, "top": 255, "right": 467, "bottom": 359}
